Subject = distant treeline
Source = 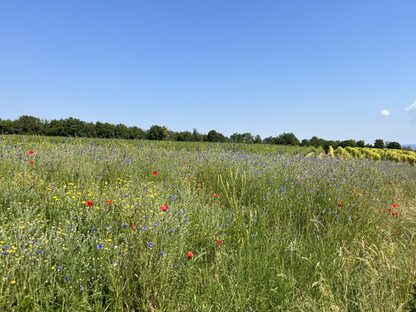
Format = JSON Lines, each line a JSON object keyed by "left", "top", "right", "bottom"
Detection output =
{"left": 0, "top": 115, "right": 406, "bottom": 151}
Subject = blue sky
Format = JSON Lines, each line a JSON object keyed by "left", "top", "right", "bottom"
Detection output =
{"left": 1, "top": 1, "right": 415, "bottom": 143}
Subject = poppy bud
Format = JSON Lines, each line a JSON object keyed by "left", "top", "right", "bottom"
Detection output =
{"left": 186, "top": 251, "right": 193, "bottom": 259}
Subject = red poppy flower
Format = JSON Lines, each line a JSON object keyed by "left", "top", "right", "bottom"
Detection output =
{"left": 391, "top": 211, "right": 399, "bottom": 217}
{"left": 28, "top": 149, "right": 35, "bottom": 156}
{"left": 212, "top": 193, "right": 220, "bottom": 198}
{"left": 391, "top": 203, "right": 399, "bottom": 209}
{"left": 160, "top": 204, "right": 169, "bottom": 212}
{"left": 186, "top": 251, "right": 193, "bottom": 259}
{"left": 152, "top": 171, "right": 158, "bottom": 177}
{"left": 85, "top": 200, "right": 94, "bottom": 207}
{"left": 106, "top": 199, "right": 113, "bottom": 205}
{"left": 216, "top": 239, "right": 223, "bottom": 246}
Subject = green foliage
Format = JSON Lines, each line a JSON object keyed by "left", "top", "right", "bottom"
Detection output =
{"left": 356, "top": 140, "right": 365, "bottom": 148}
{"left": 95, "top": 121, "right": 116, "bottom": 138}
{"left": 374, "top": 139, "right": 385, "bottom": 149}
{"left": 147, "top": 125, "right": 170, "bottom": 140}
{"left": 230, "top": 132, "right": 254, "bottom": 144}
{"left": 0, "top": 119, "right": 16, "bottom": 134}
{"left": 46, "top": 118, "right": 96, "bottom": 137}
{"left": 0, "top": 116, "right": 410, "bottom": 154}
{"left": 0, "top": 135, "right": 415, "bottom": 311}
{"left": 409, "top": 283, "right": 416, "bottom": 311}
{"left": 128, "top": 126, "right": 146, "bottom": 140}
{"left": 114, "top": 124, "right": 130, "bottom": 139}
{"left": 275, "top": 132, "right": 300, "bottom": 146}
{"left": 173, "top": 131, "right": 194, "bottom": 142}
{"left": 386, "top": 141, "right": 402, "bottom": 150}
{"left": 207, "top": 130, "right": 227, "bottom": 142}
{"left": 309, "top": 136, "right": 325, "bottom": 148}
{"left": 339, "top": 139, "right": 357, "bottom": 148}
{"left": 13, "top": 115, "right": 45, "bottom": 134}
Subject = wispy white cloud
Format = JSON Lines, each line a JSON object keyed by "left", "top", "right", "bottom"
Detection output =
{"left": 405, "top": 101, "right": 416, "bottom": 124}
{"left": 380, "top": 109, "right": 390, "bottom": 116}
{"left": 404, "top": 101, "right": 416, "bottom": 112}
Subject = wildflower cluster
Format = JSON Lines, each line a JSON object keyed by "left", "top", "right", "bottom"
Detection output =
{"left": 0, "top": 137, "right": 414, "bottom": 311}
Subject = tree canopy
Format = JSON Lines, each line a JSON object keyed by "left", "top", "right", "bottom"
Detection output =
{"left": 0, "top": 115, "right": 405, "bottom": 151}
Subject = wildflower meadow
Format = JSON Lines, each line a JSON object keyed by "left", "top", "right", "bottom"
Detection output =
{"left": 0, "top": 135, "right": 416, "bottom": 311}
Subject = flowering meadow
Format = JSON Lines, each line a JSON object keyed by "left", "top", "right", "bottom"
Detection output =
{"left": 0, "top": 136, "right": 416, "bottom": 311}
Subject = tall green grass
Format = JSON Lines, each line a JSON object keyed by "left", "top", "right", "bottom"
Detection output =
{"left": 0, "top": 135, "right": 415, "bottom": 311}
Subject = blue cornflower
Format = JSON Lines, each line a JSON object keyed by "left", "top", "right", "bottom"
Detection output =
{"left": 64, "top": 275, "right": 70, "bottom": 282}
{"left": 147, "top": 241, "right": 154, "bottom": 248}
{"left": 159, "top": 251, "right": 166, "bottom": 256}
{"left": 122, "top": 223, "right": 128, "bottom": 229}
{"left": 36, "top": 249, "right": 43, "bottom": 255}
{"left": 278, "top": 186, "right": 286, "bottom": 193}
{"left": 169, "top": 194, "right": 177, "bottom": 201}
{"left": 96, "top": 244, "right": 104, "bottom": 250}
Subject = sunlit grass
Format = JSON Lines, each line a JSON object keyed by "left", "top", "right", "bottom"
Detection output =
{"left": 0, "top": 135, "right": 415, "bottom": 311}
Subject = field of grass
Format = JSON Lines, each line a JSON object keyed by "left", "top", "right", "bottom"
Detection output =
{"left": 1, "top": 135, "right": 416, "bottom": 311}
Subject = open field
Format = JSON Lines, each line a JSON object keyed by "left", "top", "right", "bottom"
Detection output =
{"left": 1, "top": 135, "right": 416, "bottom": 311}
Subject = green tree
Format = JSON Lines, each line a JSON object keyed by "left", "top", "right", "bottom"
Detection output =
{"left": 114, "top": 124, "right": 130, "bottom": 139}
{"left": 230, "top": 132, "right": 254, "bottom": 144}
{"left": 386, "top": 141, "right": 401, "bottom": 150}
{"left": 374, "top": 139, "right": 385, "bottom": 149}
{"left": 0, "top": 119, "right": 16, "bottom": 134}
{"left": 147, "top": 125, "right": 169, "bottom": 140}
{"left": 301, "top": 139, "right": 310, "bottom": 146}
{"left": 275, "top": 132, "right": 300, "bottom": 146}
{"left": 192, "top": 129, "right": 203, "bottom": 142}
{"left": 253, "top": 135, "right": 262, "bottom": 144}
{"left": 14, "top": 115, "right": 44, "bottom": 134}
{"left": 95, "top": 122, "right": 115, "bottom": 138}
{"left": 309, "top": 136, "right": 326, "bottom": 148}
{"left": 175, "top": 131, "right": 194, "bottom": 142}
{"left": 128, "top": 126, "right": 146, "bottom": 140}
{"left": 338, "top": 139, "right": 357, "bottom": 148}
{"left": 356, "top": 140, "right": 365, "bottom": 148}
{"left": 207, "top": 130, "right": 227, "bottom": 142}
{"left": 263, "top": 136, "right": 276, "bottom": 144}
{"left": 45, "top": 118, "right": 95, "bottom": 137}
